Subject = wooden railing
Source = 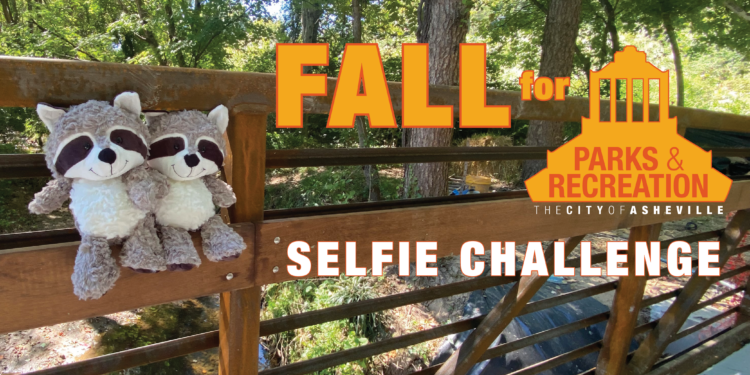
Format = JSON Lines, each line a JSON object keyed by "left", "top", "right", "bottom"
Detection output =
{"left": 1, "top": 56, "right": 750, "bottom": 375}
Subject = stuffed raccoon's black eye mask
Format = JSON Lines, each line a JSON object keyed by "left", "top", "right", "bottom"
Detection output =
{"left": 110, "top": 129, "right": 148, "bottom": 158}
{"left": 55, "top": 135, "right": 94, "bottom": 176}
{"left": 198, "top": 140, "right": 223, "bottom": 167}
{"left": 149, "top": 137, "right": 185, "bottom": 160}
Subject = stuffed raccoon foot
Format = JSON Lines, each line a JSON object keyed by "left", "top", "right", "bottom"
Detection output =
{"left": 72, "top": 236, "right": 120, "bottom": 300}
{"left": 160, "top": 225, "right": 201, "bottom": 271}
{"left": 200, "top": 215, "right": 246, "bottom": 262}
{"left": 120, "top": 215, "right": 167, "bottom": 273}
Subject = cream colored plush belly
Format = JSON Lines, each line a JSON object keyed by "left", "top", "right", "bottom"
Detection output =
{"left": 155, "top": 179, "right": 215, "bottom": 230}
{"left": 69, "top": 178, "right": 146, "bottom": 239}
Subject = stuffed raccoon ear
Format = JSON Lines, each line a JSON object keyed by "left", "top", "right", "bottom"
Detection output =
{"left": 37, "top": 103, "right": 66, "bottom": 132}
{"left": 207, "top": 105, "right": 229, "bottom": 134}
{"left": 144, "top": 111, "right": 168, "bottom": 128}
{"left": 114, "top": 92, "right": 142, "bottom": 116}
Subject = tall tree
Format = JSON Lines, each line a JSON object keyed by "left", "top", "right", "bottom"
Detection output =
{"left": 300, "top": 0, "right": 323, "bottom": 73}
{"left": 1, "top": 0, "right": 17, "bottom": 24}
{"left": 662, "top": 9, "right": 684, "bottom": 106}
{"left": 599, "top": 0, "right": 623, "bottom": 98}
{"left": 522, "top": 0, "right": 583, "bottom": 180}
{"left": 352, "top": 0, "right": 382, "bottom": 201}
{"left": 407, "top": 0, "right": 471, "bottom": 197}
{"left": 622, "top": 0, "right": 710, "bottom": 108}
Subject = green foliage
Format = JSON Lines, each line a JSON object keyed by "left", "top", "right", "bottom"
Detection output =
{"left": 265, "top": 165, "right": 403, "bottom": 209}
{"left": 688, "top": 0, "right": 750, "bottom": 57}
{"left": 0, "top": 0, "right": 275, "bottom": 68}
{"left": 328, "top": 275, "right": 386, "bottom": 340}
{"left": 0, "top": 107, "right": 47, "bottom": 153}
{"left": 262, "top": 276, "right": 386, "bottom": 373}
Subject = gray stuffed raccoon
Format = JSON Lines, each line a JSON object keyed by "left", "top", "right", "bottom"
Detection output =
{"left": 145, "top": 105, "right": 245, "bottom": 271}
{"left": 29, "top": 92, "right": 170, "bottom": 300}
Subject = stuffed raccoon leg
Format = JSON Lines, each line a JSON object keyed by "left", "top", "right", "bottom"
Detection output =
{"left": 120, "top": 215, "right": 167, "bottom": 273}
{"left": 72, "top": 236, "right": 120, "bottom": 300}
{"left": 200, "top": 215, "right": 246, "bottom": 262}
{"left": 159, "top": 225, "right": 201, "bottom": 271}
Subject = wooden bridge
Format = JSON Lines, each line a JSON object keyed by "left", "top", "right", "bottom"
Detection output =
{"left": 1, "top": 56, "right": 750, "bottom": 375}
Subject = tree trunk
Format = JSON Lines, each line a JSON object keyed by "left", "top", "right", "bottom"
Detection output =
{"left": 135, "top": 0, "right": 167, "bottom": 66}
{"left": 165, "top": 0, "right": 187, "bottom": 67}
{"left": 352, "top": 0, "right": 362, "bottom": 43}
{"left": 351, "top": 0, "right": 382, "bottom": 201}
{"left": 662, "top": 11, "right": 684, "bottom": 107}
{"left": 599, "top": 0, "right": 621, "bottom": 99}
{"left": 724, "top": 0, "right": 750, "bottom": 23}
{"left": 301, "top": 0, "right": 323, "bottom": 74}
{"left": 9, "top": 0, "right": 16, "bottom": 22}
{"left": 1, "top": 0, "right": 13, "bottom": 24}
{"left": 407, "top": 0, "right": 470, "bottom": 198}
{"left": 522, "top": 0, "right": 582, "bottom": 181}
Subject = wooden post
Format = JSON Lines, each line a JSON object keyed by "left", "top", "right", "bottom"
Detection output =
{"left": 219, "top": 110, "right": 267, "bottom": 375}
{"left": 435, "top": 236, "right": 585, "bottom": 375}
{"left": 595, "top": 224, "right": 662, "bottom": 375}
{"left": 625, "top": 210, "right": 750, "bottom": 375}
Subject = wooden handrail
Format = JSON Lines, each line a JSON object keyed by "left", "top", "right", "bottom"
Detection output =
{"left": 4, "top": 147, "right": 750, "bottom": 179}
{"left": 262, "top": 263, "right": 746, "bottom": 375}
{"left": 3, "top": 181, "right": 747, "bottom": 335}
{"left": 257, "top": 181, "right": 750, "bottom": 287}
{"left": 1, "top": 190, "right": 531, "bottom": 250}
{"left": 24, "top": 251, "right": 747, "bottom": 375}
{"left": 25, "top": 331, "right": 219, "bottom": 375}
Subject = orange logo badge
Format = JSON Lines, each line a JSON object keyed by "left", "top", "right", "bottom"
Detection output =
{"left": 525, "top": 46, "right": 732, "bottom": 202}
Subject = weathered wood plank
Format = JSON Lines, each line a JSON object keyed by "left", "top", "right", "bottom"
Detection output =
{"left": 434, "top": 236, "right": 585, "bottom": 375}
{"left": 625, "top": 209, "right": 750, "bottom": 375}
{"left": 1, "top": 183, "right": 747, "bottom": 336}
{"left": 256, "top": 180, "right": 750, "bottom": 286}
{"left": 646, "top": 321, "right": 750, "bottom": 375}
{"left": 32, "top": 258, "right": 739, "bottom": 375}
{"left": 8, "top": 147, "right": 750, "bottom": 179}
{"left": 0, "top": 224, "right": 255, "bottom": 335}
{"left": 1, "top": 56, "right": 750, "bottom": 132}
{"left": 219, "top": 111, "right": 266, "bottom": 375}
{"left": 596, "top": 224, "right": 662, "bottom": 375}
{"left": 27, "top": 332, "right": 218, "bottom": 375}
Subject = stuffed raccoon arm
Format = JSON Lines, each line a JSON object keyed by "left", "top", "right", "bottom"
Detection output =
{"left": 202, "top": 175, "right": 236, "bottom": 208}
{"left": 124, "top": 164, "right": 170, "bottom": 212}
{"left": 29, "top": 178, "right": 73, "bottom": 214}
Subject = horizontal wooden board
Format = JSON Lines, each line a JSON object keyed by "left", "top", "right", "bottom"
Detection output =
{"left": 7, "top": 147, "right": 750, "bottom": 179}
{"left": 2, "top": 182, "right": 749, "bottom": 334}
{"left": 255, "top": 180, "right": 750, "bottom": 285}
{"left": 0, "top": 223, "right": 254, "bottom": 334}
{"left": 1, "top": 57, "right": 749, "bottom": 132}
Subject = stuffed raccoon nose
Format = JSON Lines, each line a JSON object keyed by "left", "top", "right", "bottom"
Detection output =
{"left": 98, "top": 148, "right": 117, "bottom": 164}
{"left": 184, "top": 154, "right": 200, "bottom": 168}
